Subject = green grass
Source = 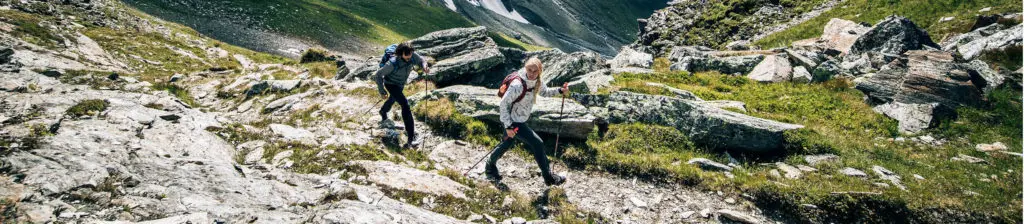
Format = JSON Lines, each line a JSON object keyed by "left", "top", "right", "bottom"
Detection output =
{"left": 413, "top": 98, "right": 499, "bottom": 147}
{"left": 66, "top": 99, "right": 110, "bottom": 117}
{"left": 754, "top": 0, "right": 1023, "bottom": 49}
{"left": 151, "top": 83, "right": 198, "bottom": 108}
{"left": 487, "top": 31, "right": 551, "bottom": 52}
{"left": 646, "top": 0, "right": 829, "bottom": 50}
{"left": 570, "top": 69, "right": 1024, "bottom": 222}
{"left": 0, "top": 10, "right": 62, "bottom": 49}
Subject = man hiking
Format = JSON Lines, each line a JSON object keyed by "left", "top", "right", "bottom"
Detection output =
{"left": 486, "top": 57, "right": 569, "bottom": 186}
{"left": 376, "top": 42, "right": 429, "bottom": 148}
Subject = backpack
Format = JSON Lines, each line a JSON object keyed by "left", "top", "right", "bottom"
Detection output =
{"left": 497, "top": 71, "right": 533, "bottom": 109}
{"left": 379, "top": 44, "right": 398, "bottom": 68}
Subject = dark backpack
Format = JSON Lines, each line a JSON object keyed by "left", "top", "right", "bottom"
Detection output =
{"left": 497, "top": 71, "right": 533, "bottom": 109}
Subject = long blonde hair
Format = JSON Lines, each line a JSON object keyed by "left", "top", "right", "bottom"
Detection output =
{"left": 525, "top": 57, "right": 543, "bottom": 102}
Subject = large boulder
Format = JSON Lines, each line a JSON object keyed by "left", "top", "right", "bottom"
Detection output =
{"left": 851, "top": 16, "right": 940, "bottom": 56}
{"left": 609, "top": 46, "right": 654, "bottom": 69}
{"left": 407, "top": 27, "right": 506, "bottom": 86}
{"left": 567, "top": 69, "right": 615, "bottom": 94}
{"left": 673, "top": 54, "right": 765, "bottom": 75}
{"left": 819, "top": 18, "right": 871, "bottom": 54}
{"left": 573, "top": 91, "right": 804, "bottom": 152}
{"left": 411, "top": 85, "right": 596, "bottom": 139}
{"left": 747, "top": 54, "right": 794, "bottom": 83}
{"left": 854, "top": 50, "right": 985, "bottom": 133}
{"left": 945, "top": 23, "right": 1022, "bottom": 61}
{"left": 538, "top": 51, "right": 608, "bottom": 86}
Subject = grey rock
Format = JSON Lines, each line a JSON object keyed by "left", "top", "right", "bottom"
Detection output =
{"left": 872, "top": 165, "right": 906, "bottom": 191}
{"left": 349, "top": 160, "right": 470, "bottom": 199}
{"left": 851, "top": 16, "right": 940, "bottom": 55}
{"left": 246, "top": 80, "right": 302, "bottom": 96}
{"left": 952, "top": 154, "right": 986, "bottom": 164}
{"left": 840, "top": 167, "right": 868, "bottom": 178}
{"left": 776, "top": 162, "right": 802, "bottom": 179}
{"left": 674, "top": 55, "right": 765, "bottom": 75}
{"left": 509, "top": 217, "right": 527, "bottom": 224}
{"left": 339, "top": 61, "right": 377, "bottom": 82}
{"left": 0, "top": 46, "right": 13, "bottom": 64}
{"left": 538, "top": 51, "right": 608, "bottom": 86}
{"left": 644, "top": 82, "right": 702, "bottom": 101}
{"left": 687, "top": 158, "right": 733, "bottom": 172}
{"left": 609, "top": 47, "right": 653, "bottom": 69}
{"left": 976, "top": 142, "right": 1008, "bottom": 152}
{"left": 726, "top": 40, "right": 751, "bottom": 51}
{"left": 269, "top": 124, "right": 316, "bottom": 144}
{"left": 263, "top": 91, "right": 318, "bottom": 114}
{"left": 429, "top": 47, "right": 505, "bottom": 85}
{"left": 567, "top": 69, "right": 615, "bottom": 94}
{"left": 812, "top": 59, "right": 841, "bottom": 82}
{"left": 717, "top": 209, "right": 760, "bottom": 224}
{"left": 948, "top": 23, "right": 1022, "bottom": 60}
{"left": 963, "top": 59, "right": 1006, "bottom": 94}
{"left": 747, "top": 54, "right": 793, "bottom": 83}
{"left": 785, "top": 49, "right": 819, "bottom": 68}
{"left": 577, "top": 91, "right": 803, "bottom": 152}
{"left": 792, "top": 66, "right": 812, "bottom": 83}
{"left": 411, "top": 85, "right": 596, "bottom": 139}
{"left": 806, "top": 154, "right": 839, "bottom": 166}
{"left": 872, "top": 102, "right": 951, "bottom": 134}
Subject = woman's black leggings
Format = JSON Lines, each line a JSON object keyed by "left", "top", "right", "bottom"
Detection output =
{"left": 380, "top": 83, "right": 415, "bottom": 139}
{"left": 487, "top": 122, "right": 555, "bottom": 183}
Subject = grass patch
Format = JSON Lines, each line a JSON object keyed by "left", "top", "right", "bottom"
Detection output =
{"left": 151, "top": 83, "right": 198, "bottom": 108}
{"left": 754, "top": 0, "right": 1023, "bottom": 48}
{"left": 66, "top": 99, "right": 109, "bottom": 117}
{"left": 377, "top": 185, "right": 540, "bottom": 221}
{"left": 576, "top": 69, "right": 1022, "bottom": 222}
{"left": 0, "top": 10, "right": 62, "bottom": 48}
{"left": 413, "top": 99, "right": 498, "bottom": 146}
{"left": 301, "top": 61, "right": 339, "bottom": 80}
{"left": 487, "top": 31, "right": 550, "bottom": 52}
{"left": 299, "top": 48, "right": 331, "bottom": 63}
{"left": 403, "top": 80, "right": 436, "bottom": 97}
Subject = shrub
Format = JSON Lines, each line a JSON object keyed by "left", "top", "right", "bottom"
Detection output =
{"left": 300, "top": 48, "right": 331, "bottom": 63}
{"left": 413, "top": 99, "right": 497, "bottom": 146}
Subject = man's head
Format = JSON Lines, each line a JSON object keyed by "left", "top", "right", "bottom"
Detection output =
{"left": 396, "top": 42, "right": 415, "bottom": 62}
{"left": 525, "top": 57, "right": 543, "bottom": 81}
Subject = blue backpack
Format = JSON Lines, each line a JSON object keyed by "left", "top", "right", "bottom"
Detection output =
{"left": 379, "top": 44, "right": 398, "bottom": 68}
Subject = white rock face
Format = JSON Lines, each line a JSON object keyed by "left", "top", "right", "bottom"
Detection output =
{"left": 349, "top": 160, "right": 470, "bottom": 199}
{"left": 747, "top": 54, "right": 793, "bottom": 83}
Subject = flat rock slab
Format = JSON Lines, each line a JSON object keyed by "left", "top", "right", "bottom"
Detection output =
{"left": 350, "top": 160, "right": 470, "bottom": 199}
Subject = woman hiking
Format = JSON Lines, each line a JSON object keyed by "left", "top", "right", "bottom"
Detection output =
{"left": 376, "top": 42, "right": 429, "bottom": 148}
{"left": 485, "top": 57, "right": 568, "bottom": 186}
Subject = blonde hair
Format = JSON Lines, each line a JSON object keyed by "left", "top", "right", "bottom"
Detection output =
{"left": 525, "top": 57, "right": 543, "bottom": 101}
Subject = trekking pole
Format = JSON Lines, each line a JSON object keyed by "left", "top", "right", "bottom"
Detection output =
{"left": 554, "top": 83, "right": 568, "bottom": 156}
{"left": 464, "top": 127, "right": 518, "bottom": 176}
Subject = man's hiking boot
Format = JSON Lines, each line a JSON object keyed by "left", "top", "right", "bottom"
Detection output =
{"left": 545, "top": 174, "right": 566, "bottom": 186}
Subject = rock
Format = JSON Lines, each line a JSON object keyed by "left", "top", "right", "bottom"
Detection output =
{"left": 872, "top": 165, "right": 906, "bottom": 191}
{"left": 873, "top": 102, "right": 953, "bottom": 134}
{"left": 429, "top": 47, "right": 505, "bottom": 85}
{"left": 812, "top": 59, "right": 841, "bottom": 82}
{"left": 851, "top": 16, "right": 940, "bottom": 55}
{"left": 0, "top": 46, "right": 12, "bottom": 64}
{"left": 644, "top": 82, "right": 702, "bottom": 101}
{"left": 158, "top": 114, "right": 181, "bottom": 121}
{"left": 578, "top": 91, "right": 803, "bottom": 152}
{"left": 792, "top": 66, "right": 812, "bottom": 83}
{"left": 509, "top": 217, "right": 527, "bottom": 224}
{"left": 22, "top": 203, "right": 55, "bottom": 223}
{"left": 726, "top": 40, "right": 751, "bottom": 51}
{"left": 246, "top": 80, "right": 303, "bottom": 96}
{"left": 948, "top": 23, "right": 1021, "bottom": 60}
{"left": 820, "top": 18, "right": 871, "bottom": 54}
{"left": 747, "top": 54, "right": 793, "bottom": 83}
{"left": 776, "top": 162, "right": 802, "bottom": 179}
{"left": 40, "top": 70, "right": 63, "bottom": 78}
{"left": 914, "top": 174, "right": 925, "bottom": 180}
{"left": 566, "top": 69, "right": 615, "bottom": 94}
{"left": 962, "top": 60, "right": 1006, "bottom": 94}
{"left": 687, "top": 158, "right": 733, "bottom": 172}
{"left": 681, "top": 211, "right": 695, "bottom": 219}
{"left": 339, "top": 62, "right": 377, "bottom": 82}
{"left": 629, "top": 196, "right": 648, "bottom": 208}
{"left": 976, "top": 142, "right": 1008, "bottom": 152}
{"left": 538, "top": 51, "right": 608, "bottom": 86}
{"left": 854, "top": 51, "right": 984, "bottom": 132}
{"left": 717, "top": 209, "right": 759, "bottom": 224}
{"left": 674, "top": 55, "right": 765, "bottom": 75}
{"left": 169, "top": 73, "right": 185, "bottom": 83}
{"left": 785, "top": 49, "right": 819, "bottom": 68}
{"left": 350, "top": 160, "right": 470, "bottom": 199}
{"left": 952, "top": 154, "right": 986, "bottom": 164}
{"left": 269, "top": 124, "right": 316, "bottom": 144}
{"left": 406, "top": 27, "right": 506, "bottom": 86}
{"left": 263, "top": 91, "right": 318, "bottom": 114}
{"left": 796, "top": 165, "right": 818, "bottom": 172}
{"left": 697, "top": 100, "right": 747, "bottom": 113}
{"left": 725, "top": 198, "right": 737, "bottom": 204}
{"left": 840, "top": 167, "right": 868, "bottom": 178}
{"left": 609, "top": 47, "right": 654, "bottom": 69}
{"left": 411, "top": 85, "right": 595, "bottom": 139}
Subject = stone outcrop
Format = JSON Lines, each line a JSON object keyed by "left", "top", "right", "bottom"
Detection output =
{"left": 850, "top": 16, "right": 940, "bottom": 56}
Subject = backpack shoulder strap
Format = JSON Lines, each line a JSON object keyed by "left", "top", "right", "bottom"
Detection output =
{"left": 512, "top": 76, "right": 530, "bottom": 105}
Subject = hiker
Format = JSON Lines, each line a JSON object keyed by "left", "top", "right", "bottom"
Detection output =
{"left": 376, "top": 42, "right": 429, "bottom": 148}
{"left": 486, "top": 57, "right": 569, "bottom": 186}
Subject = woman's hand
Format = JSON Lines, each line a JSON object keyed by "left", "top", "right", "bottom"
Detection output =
{"left": 506, "top": 128, "right": 517, "bottom": 138}
{"left": 560, "top": 83, "right": 569, "bottom": 97}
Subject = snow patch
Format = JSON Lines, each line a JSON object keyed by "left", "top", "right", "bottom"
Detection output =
{"left": 442, "top": 0, "right": 457, "bottom": 11}
{"left": 468, "top": 0, "right": 531, "bottom": 24}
